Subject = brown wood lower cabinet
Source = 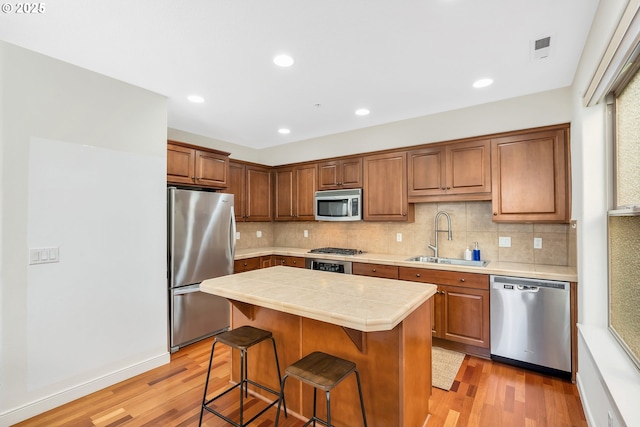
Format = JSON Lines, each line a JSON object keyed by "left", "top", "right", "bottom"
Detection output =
{"left": 272, "top": 255, "right": 306, "bottom": 268}
{"left": 399, "top": 267, "right": 490, "bottom": 354}
{"left": 352, "top": 262, "right": 399, "bottom": 279}
{"left": 234, "top": 257, "right": 261, "bottom": 273}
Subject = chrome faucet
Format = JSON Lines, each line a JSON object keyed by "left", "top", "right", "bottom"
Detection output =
{"left": 428, "top": 211, "right": 452, "bottom": 258}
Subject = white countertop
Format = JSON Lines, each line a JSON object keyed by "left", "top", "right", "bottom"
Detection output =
{"left": 235, "top": 247, "right": 578, "bottom": 282}
{"left": 200, "top": 266, "right": 437, "bottom": 332}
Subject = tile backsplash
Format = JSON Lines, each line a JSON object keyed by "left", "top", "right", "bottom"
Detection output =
{"left": 236, "top": 201, "right": 576, "bottom": 267}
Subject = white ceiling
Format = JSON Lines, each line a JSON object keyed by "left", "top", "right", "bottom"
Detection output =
{"left": 0, "top": 0, "right": 599, "bottom": 149}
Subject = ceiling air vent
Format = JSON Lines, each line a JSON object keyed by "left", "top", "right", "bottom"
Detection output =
{"left": 531, "top": 36, "right": 552, "bottom": 60}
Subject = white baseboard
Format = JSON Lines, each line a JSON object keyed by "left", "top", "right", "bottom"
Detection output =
{"left": 575, "top": 371, "right": 595, "bottom": 427}
{"left": 0, "top": 352, "right": 170, "bottom": 426}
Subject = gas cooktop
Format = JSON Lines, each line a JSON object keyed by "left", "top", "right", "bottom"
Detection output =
{"left": 308, "top": 247, "right": 365, "bottom": 256}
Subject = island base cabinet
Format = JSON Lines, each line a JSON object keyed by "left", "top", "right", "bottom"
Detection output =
{"left": 229, "top": 300, "right": 432, "bottom": 427}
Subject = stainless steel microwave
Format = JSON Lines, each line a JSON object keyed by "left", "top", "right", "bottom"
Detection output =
{"left": 314, "top": 188, "right": 362, "bottom": 221}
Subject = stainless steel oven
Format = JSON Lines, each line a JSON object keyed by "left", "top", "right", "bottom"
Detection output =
{"left": 306, "top": 258, "right": 352, "bottom": 274}
{"left": 305, "top": 247, "right": 364, "bottom": 274}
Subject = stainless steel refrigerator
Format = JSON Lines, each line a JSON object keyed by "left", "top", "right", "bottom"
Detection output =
{"left": 167, "top": 187, "right": 235, "bottom": 353}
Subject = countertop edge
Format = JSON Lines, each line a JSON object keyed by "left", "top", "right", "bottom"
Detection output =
{"left": 234, "top": 247, "right": 578, "bottom": 282}
{"left": 201, "top": 267, "right": 438, "bottom": 332}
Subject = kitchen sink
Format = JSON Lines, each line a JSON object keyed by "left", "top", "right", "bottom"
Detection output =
{"left": 406, "top": 255, "right": 489, "bottom": 267}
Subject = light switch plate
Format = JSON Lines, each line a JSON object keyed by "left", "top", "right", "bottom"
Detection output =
{"left": 256, "top": 230, "right": 262, "bottom": 238}
{"left": 303, "top": 230, "right": 309, "bottom": 238}
{"left": 499, "top": 236, "right": 511, "bottom": 247}
{"left": 29, "top": 247, "right": 59, "bottom": 265}
{"left": 396, "top": 233, "right": 402, "bottom": 242}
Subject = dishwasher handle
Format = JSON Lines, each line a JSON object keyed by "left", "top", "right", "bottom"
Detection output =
{"left": 517, "top": 285, "right": 539, "bottom": 292}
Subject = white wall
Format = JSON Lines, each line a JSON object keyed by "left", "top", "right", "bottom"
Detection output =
{"left": 171, "top": 87, "right": 572, "bottom": 167}
{"left": 0, "top": 42, "right": 169, "bottom": 425}
{"left": 259, "top": 87, "right": 572, "bottom": 166}
{"left": 571, "top": 1, "right": 640, "bottom": 426}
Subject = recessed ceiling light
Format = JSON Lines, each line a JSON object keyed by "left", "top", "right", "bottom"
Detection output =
{"left": 187, "top": 95, "right": 205, "bottom": 103}
{"left": 472, "top": 78, "right": 494, "bottom": 88}
{"left": 273, "top": 54, "right": 294, "bottom": 67}
{"left": 355, "top": 108, "right": 370, "bottom": 116}
{"left": 278, "top": 128, "right": 291, "bottom": 134}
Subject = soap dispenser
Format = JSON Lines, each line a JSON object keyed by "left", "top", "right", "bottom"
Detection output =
{"left": 464, "top": 247, "right": 472, "bottom": 261}
{"left": 472, "top": 241, "right": 481, "bottom": 261}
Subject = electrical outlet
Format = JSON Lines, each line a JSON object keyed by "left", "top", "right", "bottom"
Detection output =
{"left": 235, "top": 232, "right": 241, "bottom": 240}
{"left": 396, "top": 233, "right": 402, "bottom": 242}
{"left": 499, "top": 236, "right": 511, "bottom": 247}
{"left": 304, "top": 230, "right": 309, "bottom": 238}
{"left": 534, "top": 237, "right": 542, "bottom": 249}
{"left": 256, "top": 230, "right": 262, "bottom": 238}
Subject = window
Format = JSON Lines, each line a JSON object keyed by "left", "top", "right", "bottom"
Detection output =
{"left": 607, "top": 50, "right": 640, "bottom": 371}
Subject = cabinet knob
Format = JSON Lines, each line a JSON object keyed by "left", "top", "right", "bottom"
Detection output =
{"left": 440, "top": 290, "right": 445, "bottom": 295}
{"left": 493, "top": 212, "right": 498, "bottom": 216}
{"left": 460, "top": 278, "right": 465, "bottom": 282}
{"left": 372, "top": 268, "right": 377, "bottom": 272}
{"left": 446, "top": 186, "right": 451, "bottom": 190}
{"left": 415, "top": 273, "right": 421, "bottom": 277}
{"left": 293, "top": 260, "right": 297, "bottom": 264}
{"left": 243, "top": 262, "right": 248, "bottom": 266}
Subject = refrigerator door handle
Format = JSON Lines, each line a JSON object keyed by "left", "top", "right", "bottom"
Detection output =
{"left": 229, "top": 206, "right": 236, "bottom": 261}
{"left": 173, "top": 283, "right": 202, "bottom": 296}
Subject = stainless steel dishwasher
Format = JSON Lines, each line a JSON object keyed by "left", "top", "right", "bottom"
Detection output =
{"left": 490, "top": 275, "right": 571, "bottom": 378}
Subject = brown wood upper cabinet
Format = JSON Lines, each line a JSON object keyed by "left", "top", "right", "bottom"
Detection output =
{"left": 317, "top": 157, "right": 363, "bottom": 190}
{"left": 408, "top": 139, "right": 491, "bottom": 202}
{"left": 167, "top": 141, "right": 229, "bottom": 189}
{"left": 363, "top": 151, "right": 414, "bottom": 221}
{"left": 274, "top": 163, "right": 317, "bottom": 221}
{"left": 228, "top": 161, "right": 273, "bottom": 222}
{"left": 491, "top": 125, "right": 571, "bottom": 223}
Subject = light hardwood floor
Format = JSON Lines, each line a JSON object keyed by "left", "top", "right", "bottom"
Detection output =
{"left": 13, "top": 337, "right": 587, "bottom": 427}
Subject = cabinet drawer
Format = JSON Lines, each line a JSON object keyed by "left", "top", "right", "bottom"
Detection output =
{"left": 352, "top": 262, "right": 399, "bottom": 279}
{"left": 399, "top": 267, "right": 489, "bottom": 290}
{"left": 234, "top": 257, "right": 261, "bottom": 273}
{"left": 273, "top": 256, "right": 306, "bottom": 268}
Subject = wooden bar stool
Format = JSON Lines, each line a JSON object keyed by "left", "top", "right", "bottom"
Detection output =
{"left": 275, "top": 351, "right": 367, "bottom": 427}
{"left": 198, "top": 325, "right": 287, "bottom": 426}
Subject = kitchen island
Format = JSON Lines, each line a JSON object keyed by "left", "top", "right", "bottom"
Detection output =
{"left": 200, "top": 266, "right": 438, "bottom": 427}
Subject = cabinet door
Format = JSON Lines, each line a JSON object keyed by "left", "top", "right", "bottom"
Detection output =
{"left": 195, "top": 150, "right": 228, "bottom": 188}
{"left": 340, "top": 157, "right": 363, "bottom": 188}
{"left": 275, "top": 167, "right": 295, "bottom": 221}
{"left": 246, "top": 166, "right": 273, "bottom": 221}
{"left": 440, "top": 285, "right": 490, "bottom": 348}
{"left": 228, "top": 162, "right": 246, "bottom": 221}
{"left": 363, "top": 152, "right": 413, "bottom": 221}
{"left": 408, "top": 146, "right": 445, "bottom": 197}
{"left": 408, "top": 140, "right": 491, "bottom": 201}
{"left": 318, "top": 158, "right": 363, "bottom": 190}
{"left": 491, "top": 127, "right": 570, "bottom": 222}
{"left": 318, "top": 161, "right": 341, "bottom": 190}
{"left": 295, "top": 164, "right": 317, "bottom": 220}
{"left": 167, "top": 144, "right": 196, "bottom": 185}
{"left": 447, "top": 139, "right": 491, "bottom": 195}
{"left": 260, "top": 256, "right": 273, "bottom": 268}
